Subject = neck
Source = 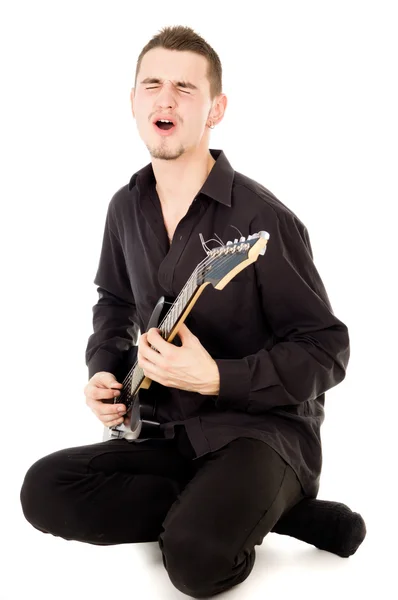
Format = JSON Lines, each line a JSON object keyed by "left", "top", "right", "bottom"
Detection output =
{"left": 153, "top": 147, "right": 216, "bottom": 210}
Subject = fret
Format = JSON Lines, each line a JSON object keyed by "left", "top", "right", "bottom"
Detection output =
{"left": 128, "top": 256, "right": 218, "bottom": 398}
{"left": 131, "top": 363, "right": 145, "bottom": 390}
{"left": 160, "top": 275, "right": 198, "bottom": 340}
{"left": 127, "top": 274, "right": 201, "bottom": 398}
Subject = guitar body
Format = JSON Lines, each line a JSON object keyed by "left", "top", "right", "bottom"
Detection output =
{"left": 102, "top": 295, "right": 174, "bottom": 443}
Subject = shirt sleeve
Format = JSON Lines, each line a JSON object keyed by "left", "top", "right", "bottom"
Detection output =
{"left": 85, "top": 200, "right": 140, "bottom": 381}
{"left": 213, "top": 207, "right": 350, "bottom": 413}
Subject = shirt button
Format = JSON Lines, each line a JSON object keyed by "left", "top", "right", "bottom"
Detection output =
{"left": 179, "top": 235, "right": 183, "bottom": 240}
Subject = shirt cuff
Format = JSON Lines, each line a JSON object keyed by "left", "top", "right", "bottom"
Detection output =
{"left": 213, "top": 358, "right": 251, "bottom": 411}
{"left": 87, "top": 349, "right": 123, "bottom": 381}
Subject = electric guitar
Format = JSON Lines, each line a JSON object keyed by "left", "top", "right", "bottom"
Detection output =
{"left": 102, "top": 230, "right": 270, "bottom": 443}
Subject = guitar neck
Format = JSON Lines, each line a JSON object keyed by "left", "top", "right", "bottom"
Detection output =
{"left": 126, "top": 275, "right": 206, "bottom": 397}
{"left": 120, "top": 229, "right": 270, "bottom": 398}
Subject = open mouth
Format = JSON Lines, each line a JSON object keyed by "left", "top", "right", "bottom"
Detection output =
{"left": 154, "top": 119, "right": 176, "bottom": 131}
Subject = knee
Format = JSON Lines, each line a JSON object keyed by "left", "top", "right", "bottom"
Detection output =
{"left": 20, "top": 452, "right": 61, "bottom": 527}
{"left": 159, "top": 531, "right": 230, "bottom": 598}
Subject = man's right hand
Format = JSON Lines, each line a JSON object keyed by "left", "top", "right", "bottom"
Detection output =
{"left": 84, "top": 372, "right": 126, "bottom": 428}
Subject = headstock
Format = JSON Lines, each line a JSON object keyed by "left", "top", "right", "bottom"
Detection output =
{"left": 196, "top": 231, "right": 270, "bottom": 289}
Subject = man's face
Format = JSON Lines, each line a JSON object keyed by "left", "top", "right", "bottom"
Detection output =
{"left": 130, "top": 47, "right": 221, "bottom": 161}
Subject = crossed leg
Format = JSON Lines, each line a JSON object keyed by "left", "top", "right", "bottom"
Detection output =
{"left": 158, "top": 437, "right": 304, "bottom": 598}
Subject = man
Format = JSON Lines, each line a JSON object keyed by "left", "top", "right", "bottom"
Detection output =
{"left": 20, "top": 25, "right": 366, "bottom": 598}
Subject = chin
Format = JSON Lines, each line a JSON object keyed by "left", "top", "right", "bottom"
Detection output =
{"left": 146, "top": 143, "right": 186, "bottom": 161}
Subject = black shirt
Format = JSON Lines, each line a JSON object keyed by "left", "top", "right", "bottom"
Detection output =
{"left": 85, "top": 148, "right": 350, "bottom": 498}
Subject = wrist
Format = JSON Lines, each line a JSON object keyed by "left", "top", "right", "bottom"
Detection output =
{"left": 200, "top": 360, "right": 220, "bottom": 395}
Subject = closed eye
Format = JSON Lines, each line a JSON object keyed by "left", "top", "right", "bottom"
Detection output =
{"left": 146, "top": 87, "right": 189, "bottom": 94}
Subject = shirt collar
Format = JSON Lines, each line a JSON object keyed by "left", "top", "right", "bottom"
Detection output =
{"left": 127, "top": 148, "right": 234, "bottom": 207}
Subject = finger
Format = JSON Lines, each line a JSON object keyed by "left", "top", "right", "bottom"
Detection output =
{"left": 98, "top": 402, "right": 126, "bottom": 417}
{"left": 138, "top": 346, "right": 168, "bottom": 371}
{"left": 94, "top": 372, "right": 123, "bottom": 388}
{"left": 139, "top": 358, "right": 177, "bottom": 389}
{"left": 86, "top": 396, "right": 126, "bottom": 416}
{"left": 177, "top": 322, "right": 189, "bottom": 335}
{"left": 102, "top": 408, "right": 125, "bottom": 422}
{"left": 146, "top": 328, "right": 172, "bottom": 356}
{"left": 91, "top": 406, "right": 126, "bottom": 426}
{"left": 91, "top": 386, "right": 122, "bottom": 401}
{"left": 139, "top": 355, "right": 165, "bottom": 381}
{"left": 85, "top": 383, "right": 116, "bottom": 400}
{"left": 140, "top": 332, "right": 158, "bottom": 355}
{"left": 103, "top": 415, "right": 125, "bottom": 428}
{"left": 176, "top": 322, "right": 195, "bottom": 343}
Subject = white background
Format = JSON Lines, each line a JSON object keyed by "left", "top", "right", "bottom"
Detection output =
{"left": 1, "top": 1, "right": 396, "bottom": 598}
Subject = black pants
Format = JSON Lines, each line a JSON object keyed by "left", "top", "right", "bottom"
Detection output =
{"left": 20, "top": 426, "right": 305, "bottom": 598}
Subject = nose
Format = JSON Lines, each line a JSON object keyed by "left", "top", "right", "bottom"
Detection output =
{"left": 155, "top": 80, "right": 177, "bottom": 108}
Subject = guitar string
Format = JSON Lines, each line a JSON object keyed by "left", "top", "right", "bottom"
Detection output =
{"left": 110, "top": 247, "right": 248, "bottom": 417}
{"left": 109, "top": 252, "right": 213, "bottom": 407}
{"left": 113, "top": 246, "right": 247, "bottom": 405}
{"left": 108, "top": 241, "right": 254, "bottom": 430}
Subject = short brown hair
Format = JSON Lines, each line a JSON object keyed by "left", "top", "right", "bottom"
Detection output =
{"left": 134, "top": 25, "right": 222, "bottom": 101}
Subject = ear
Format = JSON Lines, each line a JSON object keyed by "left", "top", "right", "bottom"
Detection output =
{"left": 210, "top": 93, "right": 227, "bottom": 127}
{"left": 130, "top": 87, "right": 135, "bottom": 118}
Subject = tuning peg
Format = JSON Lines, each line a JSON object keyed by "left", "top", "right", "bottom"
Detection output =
{"left": 233, "top": 238, "right": 238, "bottom": 244}
{"left": 239, "top": 236, "right": 246, "bottom": 242}
{"left": 226, "top": 240, "right": 233, "bottom": 246}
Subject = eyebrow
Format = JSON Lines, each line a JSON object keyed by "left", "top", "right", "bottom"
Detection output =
{"left": 140, "top": 77, "right": 198, "bottom": 90}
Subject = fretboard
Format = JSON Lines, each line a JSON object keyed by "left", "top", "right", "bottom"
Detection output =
{"left": 127, "top": 273, "right": 202, "bottom": 397}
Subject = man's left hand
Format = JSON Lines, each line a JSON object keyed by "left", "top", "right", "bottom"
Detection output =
{"left": 137, "top": 323, "right": 220, "bottom": 396}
